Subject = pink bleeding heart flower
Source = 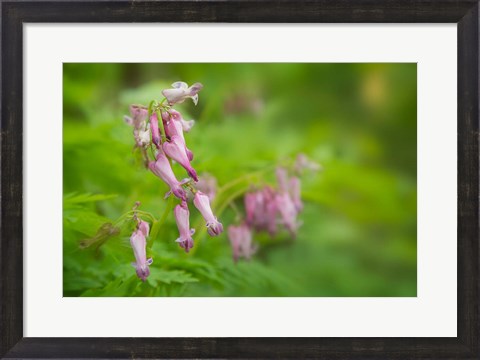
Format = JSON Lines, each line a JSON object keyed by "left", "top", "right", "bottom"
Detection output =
{"left": 289, "top": 176, "right": 303, "bottom": 212}
{"left": 148, "top": 149, "right": 186, "bottom": 200}
{"left": 149, "top": 112, "right": 161, "bottom": 148}
{"left": 276, "top": 192, "right": 300, "bottom": 238}
{"left": 124, "top": 105, "right": 148, "bottom": 130}
{"left": 174, "top": 200, "right": 195, "bottom": 253}
{"left": 244, "top": 192, "right": 257, "bottom": 226}
{"left": 125, "top": 105, "right": 150, "bottom": 147}
{"left": 228, "top": 223, "right": 256, "bottom": 262}
{"left": 276, "top": 167, "right": 289, "bottom": 193}
{"left": 193, "top": 191, "right": 223, "bottom": 237}
{"left": 162, "top": 110, "right": 194, "bottom": 161}
{"left": 169, "top": 108, "right": 195, "bottom": 132}
{"left": 253, "top": 190, "right": 268, "bottom": 230}
{"left": 163, "top": 135, "right": 198, "bottom": 182}
{"left": 162, "top": 81, "right": 203, "bottom": 106}
{"left": 263, "top": 186, "right": 279, "bottom": 236}
{"left": 130, "top": 220, "right": 152, "bottom": 281}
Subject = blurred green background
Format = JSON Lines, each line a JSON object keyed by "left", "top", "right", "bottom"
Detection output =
{"left": 63, "top": 63, "right": 417, "bottom": 297}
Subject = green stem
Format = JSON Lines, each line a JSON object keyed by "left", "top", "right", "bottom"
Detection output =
{"left": 114, "top": 210, "right": 156, "bottom": 225}
{"left": 215, "top": 164, "right": 277, "bottom": 197}
{"left": 147, "top": 100, "right": 157, "bottom": 118}
{"left": 148, "top": 195, "right": 175, "bottom": 250}
{"left": 156, "top": 109, "right": 167, "bottom": 143}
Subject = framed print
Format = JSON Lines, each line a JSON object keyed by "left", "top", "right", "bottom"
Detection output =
{"left": 1, "top": 1, "right": 479, "bottom": 358}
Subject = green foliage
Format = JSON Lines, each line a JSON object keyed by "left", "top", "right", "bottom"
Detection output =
{"left": 63, "top": 63, "right": 417, "bottom": 297}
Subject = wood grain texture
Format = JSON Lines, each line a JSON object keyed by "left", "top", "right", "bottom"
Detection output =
{"left": 1, "top": 0, "right": 479, "bottom": 358}
{"left": 2, "top": 0, "right": 479, "bottom": 23}
{"left": 457, "top": 3, "right": 480, "bottom": 355}
{"left": 1, "top": 1, "right": 24, "bottom": 358}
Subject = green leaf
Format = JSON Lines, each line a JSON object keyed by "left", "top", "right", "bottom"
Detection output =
{"left": 147, "top": 268, "right": 199, "bottom": 286}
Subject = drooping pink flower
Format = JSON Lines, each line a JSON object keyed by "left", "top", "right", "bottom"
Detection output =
{"left": 275, "top": 167, "right": 289, "bottom": 193}
{"left": 289, "top": 176, "right": 303, "bottom": 212}
{"left": 162, "top": 110, "right": 194, "bottom": 161}
{"left": 148, "top": 149, "right": 186, "bottom": 200}
{"left": 162, "top": 81, "right": 203, "bottom": 106}
{"left": 276, "top": 192, "right": 300, "bottom": 238}
{"left": 149, "top": 112, "right": 161, "bottom": 148}
{"left": 252, "top": 190, "right": 267, "bottom": 230}
{"left": 228, "top": 223, "right": 256, "bottom": 262}
{"left": 196, "top": 173, "right": 218, "bottom": 202}
{"left": 174, "top": 200, "right": 195, "bottom": 253}
{"left": 163, "top": 135, "right": 198, "bottom": 182}
{"left": 244, "top": 192, "right": 257, "bottom": 226}
{"left": 130, "top": 220, "right": 152, "bottom": 281}
{"left": 125, "top": 105, "right": 151, "bottom": 147}
{"left": 263, "top": 186, "right": 279, "bottom": 236}
{"left": 124, "top": 105, "right": 148, "bottom": 130}
{"left": 168, "top": 108, "right": 196, "bottom": 132}
{"left": 245, "top": 190, "right": 273, "bottom": 232}
{"left": 193, "top": 191, "right": 223, "bottom": 236}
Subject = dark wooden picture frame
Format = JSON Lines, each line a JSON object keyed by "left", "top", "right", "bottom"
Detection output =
{"left": 1, "top": 1, "right": 478, "bottom": 358}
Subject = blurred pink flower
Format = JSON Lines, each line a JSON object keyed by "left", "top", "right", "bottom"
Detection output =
{"left": 196, "top": 173, "right": 218, "bottom": 202}
{"left": 294, "top": 153, "right": 322, "bottom": 174}
{"left": 174, "top": 200, "right": 195, "bottom": 253}
{"left": 228, "top": 223, "right": 256, "bottom": 262}
{"left": 276, "top": 192, "right": 300, "bottom": 237}
{"left": 289, "top": 176, "right": 303, "bottom": 212}
{"left": 124, "top": 105, "right": 148, "bottom": 130}
{"left": 162, "top": 81, "right": 203, "bottom": 106}
{"left": 130, "top": 220, "right": 152, "bottom": 281}
{"left": 263, "top": 186, "right": 279, "bottom": 236}
{"left": 125, "top": 106, "right": 151, "bottom": 147}
{"left": 163, "top": 135, "right": 198, "bottom": 181}
{"left": 244, "top": 192, "right": 257, "bottom": 226}
{"left": 193, "top": 191, "right": 223, "bottom": 236}
{"left": 275, "top": 167, "right": 289, "bottom": 193}
{"left": 148, "top": 149, "right": 186, "bottom": 200}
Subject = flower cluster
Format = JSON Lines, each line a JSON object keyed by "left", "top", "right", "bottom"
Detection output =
{"left": 124, "top": 82, "right": 223, "bottom": 281}
{"left": 228, "top": 154, "right": 320, "bottom": 262}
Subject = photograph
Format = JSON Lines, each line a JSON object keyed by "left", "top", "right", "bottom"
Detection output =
{"left": 63, "top": 63, "right": 417, "bottom": 297}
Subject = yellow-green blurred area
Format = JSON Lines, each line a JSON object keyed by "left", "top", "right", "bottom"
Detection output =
{"left": 63, "top": 63, "right": 416, "bottom": 297}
